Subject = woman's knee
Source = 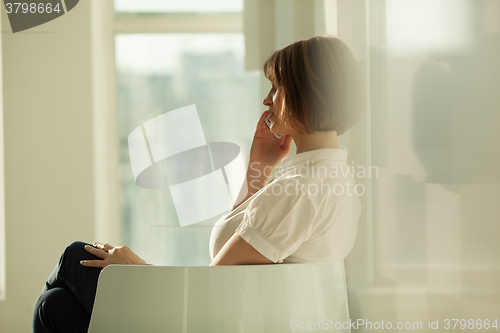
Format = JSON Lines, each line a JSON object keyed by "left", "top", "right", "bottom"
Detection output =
{"left": 63, "top": 241, "right": 102, "bottom": 266}
{"left": 67, "top": 241, "right": 89, "bottom": 250}
{"left": 59, "top": 241, "right": 93, "bottom": 269}
{"left": 65, "top": 241, "right": 89, "bottom": 257}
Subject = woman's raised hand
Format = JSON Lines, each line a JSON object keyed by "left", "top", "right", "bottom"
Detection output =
{"left": 80, "top": 243, "right": 151, "bottom": 268}
{"left": 230, "top": 110, "right": 294, "bottom": 211}
{"left": 249, "top": 110, "right": 293, "bottom": 173}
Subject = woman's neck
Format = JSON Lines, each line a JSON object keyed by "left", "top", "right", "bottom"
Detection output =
{"left": 292, "top": 130, "right": 340, "bottom": 154}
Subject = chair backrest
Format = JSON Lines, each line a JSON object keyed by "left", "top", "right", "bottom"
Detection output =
{"left": 88, "top": 262, "right": 350, "bottom": 333}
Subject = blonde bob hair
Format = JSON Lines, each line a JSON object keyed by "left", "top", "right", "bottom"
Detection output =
{"left": 263, "top": 35, "right": 364, "bottom": 135}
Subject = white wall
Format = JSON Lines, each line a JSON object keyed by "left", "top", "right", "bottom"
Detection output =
{"left": 0, "top": 2, "right": 95, "bottom": 331}
{"left": 0, "top": 0, "right": 6, "bottom": 303}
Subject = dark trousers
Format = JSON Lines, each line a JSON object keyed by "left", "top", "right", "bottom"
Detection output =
{"left": 32, "top": 241, "right": 103, "bottom": 333}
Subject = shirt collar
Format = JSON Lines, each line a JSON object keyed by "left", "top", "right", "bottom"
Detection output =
{"left": 280, "top": 147, "right": 348, "bottom": 169}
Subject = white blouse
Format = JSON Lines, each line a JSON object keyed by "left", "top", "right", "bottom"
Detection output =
{"left": 209, "top": 147, "right": 362, "bottom": 264}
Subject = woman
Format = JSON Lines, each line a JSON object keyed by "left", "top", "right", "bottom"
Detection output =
{"left": 32, "top": 35, "right": 364, "bottom": 332}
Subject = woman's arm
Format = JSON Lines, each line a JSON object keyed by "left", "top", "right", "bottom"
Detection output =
{"left": 231, "top": 111, "right": 293, "bottom": 212}
{"left": 210, "top": 233, "right": 273, "bottom": 265}
{"left": 231, "top": 164, "right": 270, "bottom": 211}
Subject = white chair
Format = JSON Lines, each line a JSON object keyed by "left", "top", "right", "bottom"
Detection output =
{"left": 88, "top": 262, "right": 351, "bottom": 333}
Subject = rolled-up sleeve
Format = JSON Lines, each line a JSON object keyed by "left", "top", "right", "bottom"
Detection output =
{"left": 235, "top": 178, "right": 318, "bottom": 263}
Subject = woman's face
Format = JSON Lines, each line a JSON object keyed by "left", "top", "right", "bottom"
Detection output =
{"left": 263, "top": 83, "right": 294, "bottom": 137}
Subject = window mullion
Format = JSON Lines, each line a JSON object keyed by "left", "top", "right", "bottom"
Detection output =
{"left": 113, "top": 13, "right": 243, "bottom": 34}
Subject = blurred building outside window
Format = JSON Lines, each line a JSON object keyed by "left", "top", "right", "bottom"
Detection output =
{"left": 112, "top": 0, "right": 259, "bottom": 266}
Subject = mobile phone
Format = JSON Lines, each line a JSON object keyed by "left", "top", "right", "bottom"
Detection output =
{"left": 264, "top": 113, "right": 283, "bottom": 139}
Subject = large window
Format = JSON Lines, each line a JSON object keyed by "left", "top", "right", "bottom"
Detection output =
{"left": 112, "top": 1, "right": 259, "bottom": 265}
